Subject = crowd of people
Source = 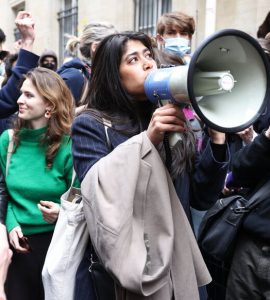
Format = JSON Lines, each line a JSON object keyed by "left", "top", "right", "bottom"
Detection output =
{"left": 0, "top": 8, "right": 269, "bottom": 300}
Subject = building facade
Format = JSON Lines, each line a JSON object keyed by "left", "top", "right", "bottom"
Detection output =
{"left": 0, "top": 0, "right": 269, "bottom": 63}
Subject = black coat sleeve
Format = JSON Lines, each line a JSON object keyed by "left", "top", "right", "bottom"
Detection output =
{"left": 231, "top": 132, "right": 270, "bottom": 187}
{"left": 190, "top": 141, "right": 230, "bottom": 210}
{"left": 0, "top": 168, "right": 8, "bottom": 224}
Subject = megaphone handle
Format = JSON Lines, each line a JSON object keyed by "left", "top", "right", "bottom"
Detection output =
{"left": 159, "top": 100, "right": 183, "bottom": 148}
{"left": 168, "top": 132, "right": 182, "bottom": 147}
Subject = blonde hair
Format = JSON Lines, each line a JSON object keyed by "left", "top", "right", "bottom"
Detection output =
{"left": 66, "top": 22, "right": 117, "bottom": 60}
{"left": 13, "top": 68, "right": 74, "bottom": 168}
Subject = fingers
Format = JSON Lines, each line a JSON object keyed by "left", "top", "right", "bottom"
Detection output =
{"left": 147, "top": 104, "right": 187, "bottom": 145}
{"left": 38, "top": 202, "right": 60, "bottom": 224}
{"left": 39, "top": 200, "right": 53, "bottom": 208}
{"left": 9, "top": 227, "right": 28, "bottom": 253}
{"left": 15, "top": 11, "right": 35, "bottom": 51}
{"left": 15, "top": 14, "right": 34, "bottom": 28}
{"left": 15, "top": 11, "right": 32, "bottom": 19}
{"left": 153, "top": 104, "right": 186, "bottom": 121}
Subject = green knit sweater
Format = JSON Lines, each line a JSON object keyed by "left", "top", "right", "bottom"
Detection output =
{"left": 0, "top": 127, "right": 75, "bottom": 235}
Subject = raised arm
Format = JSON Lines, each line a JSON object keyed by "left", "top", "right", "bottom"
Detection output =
{"left": 0, "top": 11, "right": 39, "bottom": 118}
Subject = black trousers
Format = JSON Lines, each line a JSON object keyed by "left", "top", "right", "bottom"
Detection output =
{"left": 5, "top": 231, "right": 53, "bottom": 300}
{"left": 226, "top": 231, "right": 270, "bottom": 300}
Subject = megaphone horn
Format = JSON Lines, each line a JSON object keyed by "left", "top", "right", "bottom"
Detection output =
{"left": 145, "top": 29, "right": 270, "bottom": 137}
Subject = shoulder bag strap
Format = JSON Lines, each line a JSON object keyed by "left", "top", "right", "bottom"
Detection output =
{"left": 6, "top": 129, "right": 14, "bottom": 177}
{"left": 246, "top": 178, "right": 270, "bottom": 210}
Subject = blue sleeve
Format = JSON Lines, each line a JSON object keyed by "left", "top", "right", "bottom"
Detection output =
{"left": 71, "top": 114, "right": 109, "bottom": 182}
{"left": 190, "top": 140, "right": 230, "bottom": 210}
{"left": 0, "top": 49, "right": 39, "bottom": 118}
{"left": 58, "top": 67, "right": 84, "bottom": 104}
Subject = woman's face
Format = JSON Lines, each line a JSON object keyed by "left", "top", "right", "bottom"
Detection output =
{"left": 17, "top": 78, "right": 50, "bottom": 129}
{"left": 119, "top": 40, "right": 157, "bottom": 101}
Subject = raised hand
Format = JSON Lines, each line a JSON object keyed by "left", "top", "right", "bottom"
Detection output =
{"left": 15, "top": 11, "right": 35, "bottom": 51}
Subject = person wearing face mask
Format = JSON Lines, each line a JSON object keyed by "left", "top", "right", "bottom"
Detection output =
{"left": 38, "top": 49, "right": 58, "bottom": 71}
{"left": 156, "top": 11, "right": 195, "bottom": 65}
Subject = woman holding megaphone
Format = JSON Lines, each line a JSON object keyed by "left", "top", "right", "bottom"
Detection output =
{"left": 71, "top": 32, "right": 230, "bottom": 300}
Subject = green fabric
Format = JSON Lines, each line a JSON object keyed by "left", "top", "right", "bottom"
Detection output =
{"left": 0, "top": 127, "right": 78, "bottom": 235}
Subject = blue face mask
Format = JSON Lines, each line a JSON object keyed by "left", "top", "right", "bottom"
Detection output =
{"left": 0, "top": 62, "right": 5, "bottom": 77}
{"left": 164, "top": 37, "right": 191, "bottom": 58}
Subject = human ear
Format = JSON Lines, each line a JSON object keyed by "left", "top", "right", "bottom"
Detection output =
{"left": 156, "top": 34, "right": 165, "bottom": 45}
{"left": 91, "top": 42, "right": 99, "bottom": 55}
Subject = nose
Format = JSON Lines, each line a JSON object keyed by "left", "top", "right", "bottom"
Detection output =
{"left": 143, "top": 58, "right": 154, "bottom": 71}
{"left": 17, "top": 94, "right": 24, "bottom": 104}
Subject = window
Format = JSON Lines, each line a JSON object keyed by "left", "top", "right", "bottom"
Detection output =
{"left": 58, "top": 0, "right": 78, "bottom": 63}
{"left": 134, "top": 0, "right": 172, "bottom": 36}
{"left": 12, "top": 1, "right": 25, "bottom": 41}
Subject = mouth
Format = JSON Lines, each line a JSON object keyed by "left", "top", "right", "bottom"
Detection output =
{"left": 18, "top": 108, "right": 26, "bottom": 113}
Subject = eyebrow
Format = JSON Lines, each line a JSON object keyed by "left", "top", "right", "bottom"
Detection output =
{"left": 123, "top": 47, "right": 150, "bottom": 61}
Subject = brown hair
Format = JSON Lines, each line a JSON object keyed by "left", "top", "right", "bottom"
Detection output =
{"left": 157, "top": 11, "right": 195, "bottom": 37}
{"left": 13, "top": 67, "right": 74, "bottom": 168}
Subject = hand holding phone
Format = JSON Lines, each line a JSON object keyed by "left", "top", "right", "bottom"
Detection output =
{"left": 9, "top": 226, "right": 31, "bottom": 253}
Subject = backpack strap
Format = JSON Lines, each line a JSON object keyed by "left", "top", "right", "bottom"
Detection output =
{"left": 6, "top": 129, "right": 14, "bottom": 177}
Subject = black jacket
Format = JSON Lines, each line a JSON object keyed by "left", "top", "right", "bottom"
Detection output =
{"left": 231, "top": 132, "right": 270, "bottom": 241}
{"left": 0, "top": 167, "right": 8, "bottom": 224}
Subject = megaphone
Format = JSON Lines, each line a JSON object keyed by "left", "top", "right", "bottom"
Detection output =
{"left": 145, "top": 29, "right": 270, "bottom": 137}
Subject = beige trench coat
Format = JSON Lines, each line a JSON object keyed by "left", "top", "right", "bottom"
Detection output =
{"left": 81, "top": 131, "right": 211, "bottom": 300}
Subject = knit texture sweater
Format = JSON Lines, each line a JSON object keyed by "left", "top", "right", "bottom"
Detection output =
{"left": 0, "top": 127, "right": 74, "bottom": 235}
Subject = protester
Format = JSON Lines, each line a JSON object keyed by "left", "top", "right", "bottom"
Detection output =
{"left": 222, "top": 34, "right": 270, "bottom": 300}
{"left": 0, "top": 11, "right": 39, "bottom": 300}
{"left": 0, "top": 11, "right": 39, "bottom": 117}
{"left": 253, "top": 35, "right": 270, "bottom": 133}
{"left": 156, "top": 11, "right": 195, "bottom": 64}
{"left": 0, "top": 68, "right": 75, "bottom": 300}
{"left": 58, "top": 22, "right": 117, "bottom": 106}
{"left": 38, "top": 49, "right": 58, "bottom": 71}
{"left": 71, "top": 31, "right": 229, "bottom": 299}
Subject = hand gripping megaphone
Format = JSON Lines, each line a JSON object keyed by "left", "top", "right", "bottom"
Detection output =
{"left": 144, "top": 29, "right": 270, "bottom": 146}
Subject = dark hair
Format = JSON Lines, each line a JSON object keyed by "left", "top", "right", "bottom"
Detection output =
{"left": 1, "top": 53, "right": 18, "bottom": 87}
{"left": 84, "top": 31, "right": 195, "bottom": 174}
{"left": 86, "top": 32, "right": 154, "bottom": 121}
{"left": 0, "top": 28, "right": 6, "bottom": 44}
{"left": 257, "top": 12, "right": 270, "bottom": 38}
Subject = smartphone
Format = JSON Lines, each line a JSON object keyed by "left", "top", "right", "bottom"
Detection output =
{"left": 18, "top": 236, "right": 32, "bottom": 252}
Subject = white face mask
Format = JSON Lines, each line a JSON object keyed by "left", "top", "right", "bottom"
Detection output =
{"left": 164, "top": 37, "right": 191, "bottom": 58}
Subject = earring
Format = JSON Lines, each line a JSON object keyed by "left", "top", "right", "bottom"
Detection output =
{"left": 45, "top": 109, "right": 51, "bottom": 119}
